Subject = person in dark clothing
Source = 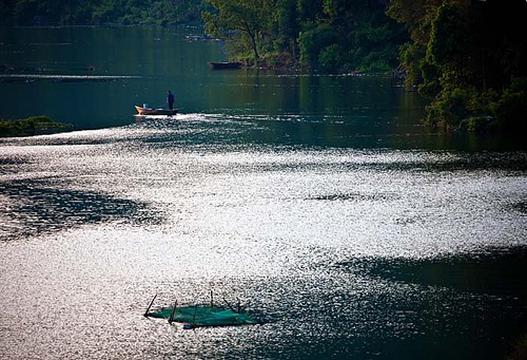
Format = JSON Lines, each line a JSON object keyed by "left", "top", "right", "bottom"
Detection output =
{"left": 167, "top": 90, "right": 175, "bottom": 110}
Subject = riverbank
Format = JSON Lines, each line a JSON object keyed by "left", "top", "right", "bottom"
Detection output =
{"left": 0, "top": 116, "right": 73, "bottom": 137}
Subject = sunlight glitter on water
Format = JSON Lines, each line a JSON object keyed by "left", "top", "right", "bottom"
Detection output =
{"left": 1, "top": 117, "right": 526, "bottom": 359}
{"left": 1, "top": 121, "right": 526, "bottom": 260}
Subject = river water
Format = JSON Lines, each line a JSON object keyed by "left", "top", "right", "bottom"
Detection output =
{"left": 1, "top": 27, "right": 526, "bottom": 360}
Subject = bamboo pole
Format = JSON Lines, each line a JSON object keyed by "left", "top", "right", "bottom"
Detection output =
{"left": 168, "top": 300, "right": 177, "bottom": 324}
{"left": 222, "top": 297, "right": 236, "bottom": 312}
{"left": 144, "top": 294, "right": 157, "bottom": 317}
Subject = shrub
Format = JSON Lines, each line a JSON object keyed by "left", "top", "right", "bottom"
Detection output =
{"left": 494, "top": 79, "right": 527, "bottom": 132}
{"left": 298, "top": 24, "right": 337, "bottom": 70}
{"left": 0, "top": 116, "right": 72, "bottom": 137}
{"left": 318, "top": 44, "right": 346, "bottom": 73}
{"left": 426, "top": 87, "right": 474, "bottom": 129}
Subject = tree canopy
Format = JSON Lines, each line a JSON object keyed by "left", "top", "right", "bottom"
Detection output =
{"left": 202, "top": 0, "right": 275, "bottom": 62}
{"left": 387, "top": 0, "right": 527, "bottom": 132}
{"left": 202, "top": 0, "right": 406, "bottom": 72}
{"left": 0, "top": 0, "right": 204, "bottom": 26}
{"left": 2, "top": 0, "right": 526, "bottom": 133}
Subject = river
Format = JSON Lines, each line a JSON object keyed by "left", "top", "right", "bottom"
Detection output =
{"left": 1, "top": 26, "right": 526, "bottom": 360}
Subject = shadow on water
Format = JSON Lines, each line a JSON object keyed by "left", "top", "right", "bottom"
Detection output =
{"left": 512, "top": 201, "right": 527, "bottom": 214}
{"left": 333, "top": 248, "right": 527, "bottom": 359}
{"left": 0, "top": 178, "right": 161, "bottom": 241}
{"left": 337, "top": 247, "right": 527, "bottom": 296}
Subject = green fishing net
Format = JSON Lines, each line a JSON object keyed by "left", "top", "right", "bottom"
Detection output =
{"left": 148, "top": 305, "right": 256, "bottom": 327}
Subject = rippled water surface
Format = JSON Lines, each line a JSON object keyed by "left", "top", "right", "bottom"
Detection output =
{"left": 1, "top": 27, "right": 527, "bottom": 360}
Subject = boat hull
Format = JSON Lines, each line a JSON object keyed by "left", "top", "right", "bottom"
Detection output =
{"left": 135, "top": 105, "right": 178, "bottom": 116}
{"left": 208, "top": 62, "right": 242, "bottom": 70}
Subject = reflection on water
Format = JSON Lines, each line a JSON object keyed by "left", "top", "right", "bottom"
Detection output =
{"left": 0, "top": 115, "right": 526, "bottom": 359}
{"left": 2, "top": 26, "right": 525, "bottom": 150}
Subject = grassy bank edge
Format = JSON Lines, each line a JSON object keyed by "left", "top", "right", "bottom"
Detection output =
{"left": 0, "top": 115, "right": 73, "bottom": 138}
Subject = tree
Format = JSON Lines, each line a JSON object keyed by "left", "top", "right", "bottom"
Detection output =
{"left": 388, "top": 0, "right": 527, "bottom": 132}
{"left": 2, "top": 0, "right": 204, "bottom": 26}
{"left": 202, "top": 0, "right": 276, "bottom": 63}
{"left": 274, "top": 0, "right": 299, "bottom": 57}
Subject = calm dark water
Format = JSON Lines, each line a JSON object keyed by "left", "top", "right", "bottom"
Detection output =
{"left": 2, "top": 26, "right": 523, "bottom": 151}
{"left": 1, "top": 27, "right": 527, "bottom": 360}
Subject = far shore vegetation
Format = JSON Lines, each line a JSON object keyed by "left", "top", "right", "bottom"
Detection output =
{"left": 0, "top": 116, "right": 73, "bottom": 137}
{"left": 1, "top": 0, "right": 526, "bottom": 134}
{"left": 202, "top": 0, "right": 527, "bottom": 134}
{"left": 202, "top": 0, "right": 406, "bottom": 73}
{"left": 0, "top": 0, "right": 203, "bottom": 26}
{"left": 388, "top": 0, "right": 527, "bottom": 134}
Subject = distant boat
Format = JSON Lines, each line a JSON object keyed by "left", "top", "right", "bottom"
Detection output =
{"left": 135, "top": 105, "right": 178, "bottom": 116}
{"left": 208, "top": 61, "right": 242, "bottom": 70}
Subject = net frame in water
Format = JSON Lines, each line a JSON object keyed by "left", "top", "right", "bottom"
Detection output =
{"left": 143, "top": 291, "right": 257, "bottom": 329}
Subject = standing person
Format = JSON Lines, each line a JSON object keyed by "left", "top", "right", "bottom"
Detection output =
{"left": 167, "top": 90, "right": 175, "bottom": 110}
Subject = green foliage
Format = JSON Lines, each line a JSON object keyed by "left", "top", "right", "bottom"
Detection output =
{"left": 0, "top": 116, "right": 72, "bottom": 137}
{"left": 1, "top": 0, "right": 204, "bottom": 26}
{"left": 399, "top": 42, "right": 424, "bottom": 88}
{"left": 425, "top": 85, "right": 498, "bottom": 132}
{"left": 426, "top": 76, "right": 527, "bottom": 133}
{"left": 494, "top": 78, "right": 527, "bottom": 132}
{"left": 388, "top": 0, "right": 527, "bottom": 133}
{"left": 459, "top": 116, "right": 495, "bottom": 133}
{"left": 4, "top": 0, "right": 406, "bottom": 73}
{"left": 426, "top": 3, "right": 467, "bottom": 70}
{"left": 417, "top": 59, "right": 440, "bottom": 98}
{"left": 356, "top": 50, "right": 394, "bottom": 73}
{"left": 202, "top": 0, "right": 275, "bottom": 63}
{"left": 202, "top": 0, "right": 406, "bottom": 72}
{"left": 298, "top": 24, "right": 336, "bottom": 69}
{"left": 425, "top": 87, "right": 473, "bottom": 129}
{"left": 274, "top": 0, "right": 299, "bottom": 55}
{"left": 387, "top": 0, "right": 441, "bottom": 45}
{"left": 318, "top": 44, "right": 346, "bottom": 73}
{"left": 297, "top": 0, "right": 323, "bottom": 22}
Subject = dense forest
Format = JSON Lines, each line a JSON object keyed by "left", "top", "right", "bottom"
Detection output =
{"left": 0, "top": 0, "right": 203, "bottom": 26}
{"left": 203, "top": 0, "right": 526, "bottom": 132}
{"left": 387, "top": 0, "right": 527, "bottom": 132}
{"left": 203, "top": 0, "right": 407, "bottom": 73}
{"left": 2, "top": 0, "right": 526, "bottom": 132}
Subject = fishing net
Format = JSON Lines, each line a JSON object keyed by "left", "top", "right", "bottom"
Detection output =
{"left": 147, "top": 305, "right": 256, "bottom": 327}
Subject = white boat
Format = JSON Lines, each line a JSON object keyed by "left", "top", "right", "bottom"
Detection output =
{"left": 135, "top": 105, "right": 178, "bottom": 116}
